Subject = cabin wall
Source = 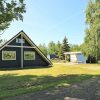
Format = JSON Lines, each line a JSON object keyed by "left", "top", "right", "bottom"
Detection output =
{"left": 70, "top": 53, "right": 86, "bottom": 63}
{"left": 23, "top": 48, "right": 49, "bottom": 67}
{"left": 23, "top": 37, "right": 32, "bottom": 46}
{"left": 0, "top": 47, "right": 21, "bottom": 68}
{"left": 0, "top": 47, "right": 49, "bottom": 68}
{"left": 70, "top": 54, "right": 77, "bottom": 62}
{"left": 77, "top": 54, "right": 86, "bottom": 63}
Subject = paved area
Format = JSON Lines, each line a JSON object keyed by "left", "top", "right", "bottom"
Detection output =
{"left": 4, "top": 77, "right": 100, "bottom": 100}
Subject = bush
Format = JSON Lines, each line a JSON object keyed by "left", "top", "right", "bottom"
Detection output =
{"left": 86, "top": 55, "right": 96, "bottom": 63}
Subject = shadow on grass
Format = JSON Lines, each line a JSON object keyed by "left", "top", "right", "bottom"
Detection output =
{"left": 0, "top": 74, "right": 100, "bottom": 100}
{"left": 0, "top": 66, "right": 52, "bottom": 71}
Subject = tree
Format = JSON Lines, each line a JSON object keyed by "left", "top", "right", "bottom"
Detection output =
{"left": 0, "top": 39, "right": 2, "bottom": 44}
{"left": 48, "top": 41, "right": 56, "bottom": 54}
{"left": 38, "top": 43, "right": 48, "bottom": 56}
{"left": 56, "top": 41, "right": 61, "bottom": 56}
{"left": 57, "top": 41, "right": 61, "bottom": 49}
{"left": 0, "top": 39, "right": 7, "bottom": 47}
{"left": 57, "top": 36, "right": 70, "bottom": 60}
{"left": 62, "top": 36, "right": 70, "bottom": 53}
{"left": 58, "top": 45, "right": 64, "bottom": 60}
{"left": 0, "top": 0, "right": 26, "bottom": 32}
{"left": 70, "top": 44, "right": 81, "bottom": 52}
{"left": 83, "top": 0, "right": 100, "bottom": 62}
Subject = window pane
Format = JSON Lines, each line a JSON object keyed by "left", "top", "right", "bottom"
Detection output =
{"left": 2, "top": 51, "right": 16, "bottom": 60}
{"left": 24, "top": 51, "right": 35, "bottom": 60}
{"left": 16, "top": 38, "right": 25, "bottom": 43}
{"left": 21, "top": 39, "right": 25, "bottom": 43}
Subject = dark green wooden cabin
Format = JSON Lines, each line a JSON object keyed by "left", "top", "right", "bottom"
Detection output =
{"left": 0, "top": 31, "right": 52, "bottom": 68}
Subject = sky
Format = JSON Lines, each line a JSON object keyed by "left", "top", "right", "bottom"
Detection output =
{"left": 1, "top": 0, "right": 88, "bottom": 45}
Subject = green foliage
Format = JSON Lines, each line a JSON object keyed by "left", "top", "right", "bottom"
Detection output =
{"left": 60, "top": 36, "right": 70, "bottom": 59}
{"left": 83, "top": 0, "right": 100, "bottom": 61}
{"left": 57, "top": 41, "right": 61, "bottom": 49}
{"left": 62, "top": 36, "right": 70, "bottom": 53}
{"left": 70, "top": 44, "right": 81, "bottom": 52}
{"left": 56, "top": 41, "right": 63, "bottom": 59}
{"left": 58, "top": 45, "right": 64, "bottom": 60}
{"left": 48, "top": 41, "right": 57, "bottom": 55}
{"left": 38, "top": 43, "right": 48, "bottom": 56}
{"left": 47, "top": 40, "right": 64, "bottom": 59}
{"left": 0, "top": 0, "right": 26, "bottom": 31}
{"left": 38, "top": 36, "right": 70, "bottom": 60}
{"left": 0, "top": 39, "right": 2, "bottom": 44}
{"left": 47, "top": 36, "right": 70, "bottom": 60}
{"left": 0, "top": 39, "right": 7, "bottom": 47}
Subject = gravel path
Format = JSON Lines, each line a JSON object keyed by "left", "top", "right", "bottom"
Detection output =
{"left": 4, "top": 77, "right": 100, "bottom": 100}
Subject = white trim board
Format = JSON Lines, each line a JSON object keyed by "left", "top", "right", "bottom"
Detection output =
{"left": 6, "top": 45, "right": 36, "bottom": 48}
{"left": 21, "top": 33, "right": 23, "bottom": 68}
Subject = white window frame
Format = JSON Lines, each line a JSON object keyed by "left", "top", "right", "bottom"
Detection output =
{"left": 24, "top": 51, "right": 35, "bottom": 60}
{"left": 2, "top": 51, "right": 16, "bottom": 60}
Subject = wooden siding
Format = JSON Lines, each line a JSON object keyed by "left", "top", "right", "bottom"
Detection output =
{"left": 9, "top": 35, "right": 21, "bottom": 46}
{"left": 23, "top": 48, "right": 49, "bottom": 67}
{"left": 0, "top": 47, "right": 49, "bottom": 68}
{"left": 0, "top": 47, "right": 21, "bottom": 68}
{"left": 9, "top": 35, "right": 32, "bottom": 47}
{"left": 23, "top": 37, "right": 32, "bottom": 46}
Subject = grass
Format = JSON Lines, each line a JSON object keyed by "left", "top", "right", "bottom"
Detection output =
{"left": 0, "top": 63, "right": 100, "bottom": 99}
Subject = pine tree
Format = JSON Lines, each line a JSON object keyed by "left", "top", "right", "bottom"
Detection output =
{"left": 62, "top": 36, "right": 70, "bottom": 53}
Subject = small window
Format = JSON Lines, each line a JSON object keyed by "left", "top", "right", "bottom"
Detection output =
{"left": 2, "top": 51, "right": 16, "bottom": 60}
{"left": 24, "top": 51, "right": 35, "bottom": 60}
{"left": 16, "top": 38, "right": 25, "bottom": 43}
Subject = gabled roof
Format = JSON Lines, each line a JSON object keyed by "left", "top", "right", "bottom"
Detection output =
{"left": 0, "top": 30, "right": 52, "bottom": 66}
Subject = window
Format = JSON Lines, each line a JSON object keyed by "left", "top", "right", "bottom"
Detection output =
{"left": 2, "top": 51, "right": 16, "bottom": 60}
{"left": 16, "top": 38, "right": 25, "bottom": 43}
{"left": 24, "top": 51, "right": 35, "bottom": 60}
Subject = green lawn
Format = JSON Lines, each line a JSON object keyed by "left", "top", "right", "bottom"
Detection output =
{"left": 0, "top": 63, "right": 100, "bottom": 99}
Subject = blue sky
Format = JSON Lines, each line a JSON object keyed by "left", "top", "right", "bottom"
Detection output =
{"left": 1, "top": 0, "right": 88, "bottom": 45}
